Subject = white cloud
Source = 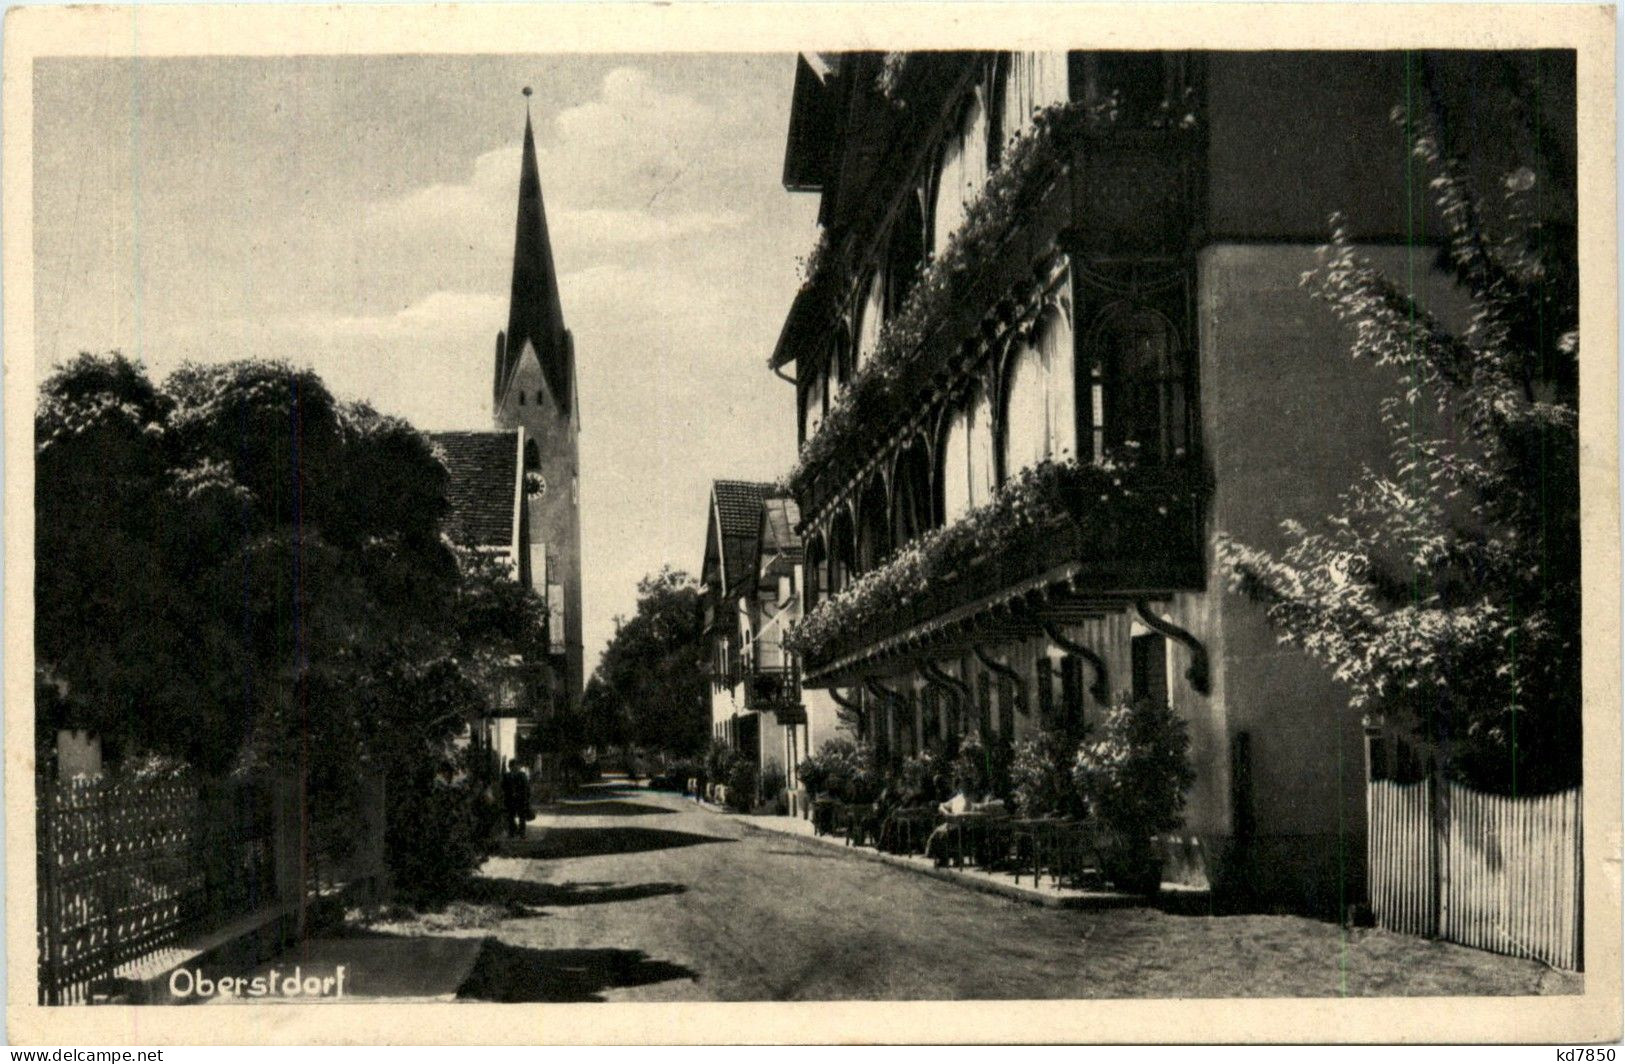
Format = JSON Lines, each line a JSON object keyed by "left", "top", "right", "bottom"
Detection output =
{"left": 318, "top": 290, "right": 507, "bottom": 341}
{"left": 363, "top": 65, "right": 742, "bottom": 262}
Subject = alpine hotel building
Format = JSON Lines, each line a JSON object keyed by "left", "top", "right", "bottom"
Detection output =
{"left": 771, "top": 51, "right": 1573, "bottom": 910}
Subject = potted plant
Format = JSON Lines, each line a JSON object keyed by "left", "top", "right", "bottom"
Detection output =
{"left": 1072, "top": 697, "right": 1195, "bottom": 895}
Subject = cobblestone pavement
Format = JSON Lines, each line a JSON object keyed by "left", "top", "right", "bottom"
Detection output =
{"left": 367, "top": 782, "right": 1582, "bottom": 1003}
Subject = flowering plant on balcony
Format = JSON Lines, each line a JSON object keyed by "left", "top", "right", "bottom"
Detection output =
{"left": 785, "top": 452, "right": 1188, "bottom": 667}
{"left": 784, "top": 99, "right": 1095, "bottom": 498}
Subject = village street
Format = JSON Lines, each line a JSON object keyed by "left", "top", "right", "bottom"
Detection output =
{"left": 350, "top": 781, "right": 1579, "bottom": 1002}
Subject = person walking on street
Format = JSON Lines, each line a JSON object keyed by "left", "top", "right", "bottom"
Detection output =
{"left": 502, "top": 759, "right": 530, "bottom": 838}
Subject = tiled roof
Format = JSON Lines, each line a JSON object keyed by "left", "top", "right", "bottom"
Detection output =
{"left": 713, "top": 480, "right": 772, "bottom": 541}
{"left": 429, "top": 431, "right": 519, "bottom": 549}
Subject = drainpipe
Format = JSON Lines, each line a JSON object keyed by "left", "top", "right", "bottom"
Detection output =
{"left": 1040, "top": 621, "right": 1110, "bottom": 705}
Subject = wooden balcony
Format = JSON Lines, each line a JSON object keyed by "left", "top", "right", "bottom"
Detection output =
{"left": 800, "top": 464, "right": 1204, "bottom": 684}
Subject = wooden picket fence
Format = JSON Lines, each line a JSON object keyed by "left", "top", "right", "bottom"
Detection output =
{"left": 1368, "top": 778, "right": 1582, "bottom": 970}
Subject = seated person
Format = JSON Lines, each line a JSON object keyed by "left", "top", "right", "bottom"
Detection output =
{"left": 923, "top": 787, "right": 975, "bottom": 866}
{"left": 863, "top": 783, "right": 899, "bottom": 849}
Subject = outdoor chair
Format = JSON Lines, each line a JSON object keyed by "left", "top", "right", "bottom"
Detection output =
{"left": 811, "top": 796, "right": 839, "bottom": 836}
{"left": 840, "top": 803, "right": 878, "bottom": 847}
{"left": 882, "top": 806, "right": 937, "bottom": 855}
{"left": 1010, "top": 818, "right": 1104, "bottom": 889}
{"left": 946, "top": 811, "right": 1013, "bottom": 869}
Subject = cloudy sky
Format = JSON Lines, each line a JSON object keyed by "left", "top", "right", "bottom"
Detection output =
{"left": 34, "top": 54, "right": 819, "bottom": 671}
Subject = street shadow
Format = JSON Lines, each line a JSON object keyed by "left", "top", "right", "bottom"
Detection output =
{"left": 504, "top": 827, "right": 733, "bottom": 860}
{"left": 457, "top": 941, "right": 694, "bottom": 1003}
{"left": 455, "top": 877, "right": 688, "bottom": 908}
{"left": 544, "top": 800, "right": 675, "bottom": 818}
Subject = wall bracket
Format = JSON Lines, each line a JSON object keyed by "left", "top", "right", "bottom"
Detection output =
{"left": 1134, "top": 599, "right": 1211, "bottom": 696}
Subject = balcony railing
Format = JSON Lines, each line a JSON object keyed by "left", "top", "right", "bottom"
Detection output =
{"left": 790, "top": 459, "right": 1204, "bottom": 679}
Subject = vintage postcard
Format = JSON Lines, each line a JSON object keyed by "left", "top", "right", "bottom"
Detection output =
{"left": 3, "top": 1, "right": 1618, "bottom": 1046}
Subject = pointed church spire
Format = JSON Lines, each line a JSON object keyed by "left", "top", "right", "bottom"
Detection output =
{"left": 499, "top": 88, "right": 570, "bottom": 410}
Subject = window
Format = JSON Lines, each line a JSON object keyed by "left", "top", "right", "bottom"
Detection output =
{"left": 1070, "top": 52, "right": 1175, "bottom": 128}
{"left": 997, "top": 675, "right": 1016, "bottom": 737}
{"left": 892, "top": 442, "right": 932, "bottom": 550}
{"left": 829, "top": 333, "right": 852, "bottom": 397}
{"left": 1060, "top": 655, "right": 1085, "bottom": 731}
{"left": 930, "top": 89, "right": 990, "bottom": 257}
{"left": 518, "top": 391, "right": 527, "bottom": 406}
{"left": 978, "top": 673, "right": 992, "bottom": 736}
{"left": 804, "top": 534, "right": 827, "bottom": 612}
{"left": 1096, "top": 304, "right": 1188, "bottom": 461}
{"left": 886, "top": 194, "right": 927, "bottom": 316}
{"left": 855, "top": 476, "right": 889, "bottom": 574}
{"left": 1131, "top": 632, "right": 1169, "bottom": 705}
{"left": 536, "top": 390, "right": 545, "bottom": 405}
{"left": 1035, "top": 657, "right": 1055, "bottom": 723}
{"left": 828, "top": 512, "right": 856, "bottom": 594}
{"left": 524, "top": 439, "right": 541, "bottom": 472}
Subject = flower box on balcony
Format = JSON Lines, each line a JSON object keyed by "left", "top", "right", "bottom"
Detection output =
{"left": 789, "top": 457, "right": 1204, "bottom": 676}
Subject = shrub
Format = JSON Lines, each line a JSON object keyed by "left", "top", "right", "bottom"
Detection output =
{"left": 1011, "top": 725, "right": 1089, "bottom": 820}
{"left": 799, "top": 737, "right": 882, "bottom": 804}
{"left": 725, "top": 755, "right": 758, "bottom": 812}
{"left": 897, "top": 751, "right": 939, "bottom": 804}
{"left": 1073, "top": 697, "right": 1195, "bottom": 893}
{"left": 949, "top": 728, "right": 1016, "bottom": 801}
{"left": 796, "top": 751, "right": 831, "bottom": 797}
{"left": 385, "top": 750, "right": 492, "bottom": 907}
{"left": 704, "top": 738, "right": 733, "bottom": 785}
{"left": 758, "top": 765, "right": 787, "bottom": 813}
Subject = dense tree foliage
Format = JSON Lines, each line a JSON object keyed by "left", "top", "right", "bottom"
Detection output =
{"left": 585, "top": 567, "right": 707, "bottom": 755}
{"left": 37, "top": 354, "right": 548, "bottom": 898}
{"left": 1221, "top": 97, "right": 1579, "bottom": 794}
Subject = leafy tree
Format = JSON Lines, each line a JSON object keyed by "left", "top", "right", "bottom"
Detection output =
{"left": 1220, "top": 97, "right": 1578, "bottom": 795}
{"left": 587, "top": 567, "right": 708, "bottom": 755}
{"left": 36, "top": 354, "right": 548, "bottom": 902}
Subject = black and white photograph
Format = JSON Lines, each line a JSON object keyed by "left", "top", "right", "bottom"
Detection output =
{"left": 5, "top": 2, "right": 1616, "bottom": 1046}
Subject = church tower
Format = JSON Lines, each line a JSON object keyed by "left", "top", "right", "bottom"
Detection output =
{"left": 492, "top": 96, "right": 583, "bottom": 715}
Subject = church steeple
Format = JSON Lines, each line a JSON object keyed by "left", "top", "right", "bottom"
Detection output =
{"left": 497, "top": 91, "right": 570, "bottom": 413}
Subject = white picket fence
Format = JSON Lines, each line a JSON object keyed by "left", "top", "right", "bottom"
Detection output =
{"left": 1368, "top": 779, "right": 1582, "bottom": 970}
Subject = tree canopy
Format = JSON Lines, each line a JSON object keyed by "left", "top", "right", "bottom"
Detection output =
{"left": 1221, "top": 93, "right": 1579, "bottom": 795}
{"left": 585, "top": 566, "right": 708, "bottom": 755}
{"left": 37, "top": 354, "right": 549, "bottom": 888}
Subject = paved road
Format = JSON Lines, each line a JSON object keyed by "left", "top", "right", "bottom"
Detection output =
{"left": 384, "top": 781, "right": 1577, "bottom": 1002}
